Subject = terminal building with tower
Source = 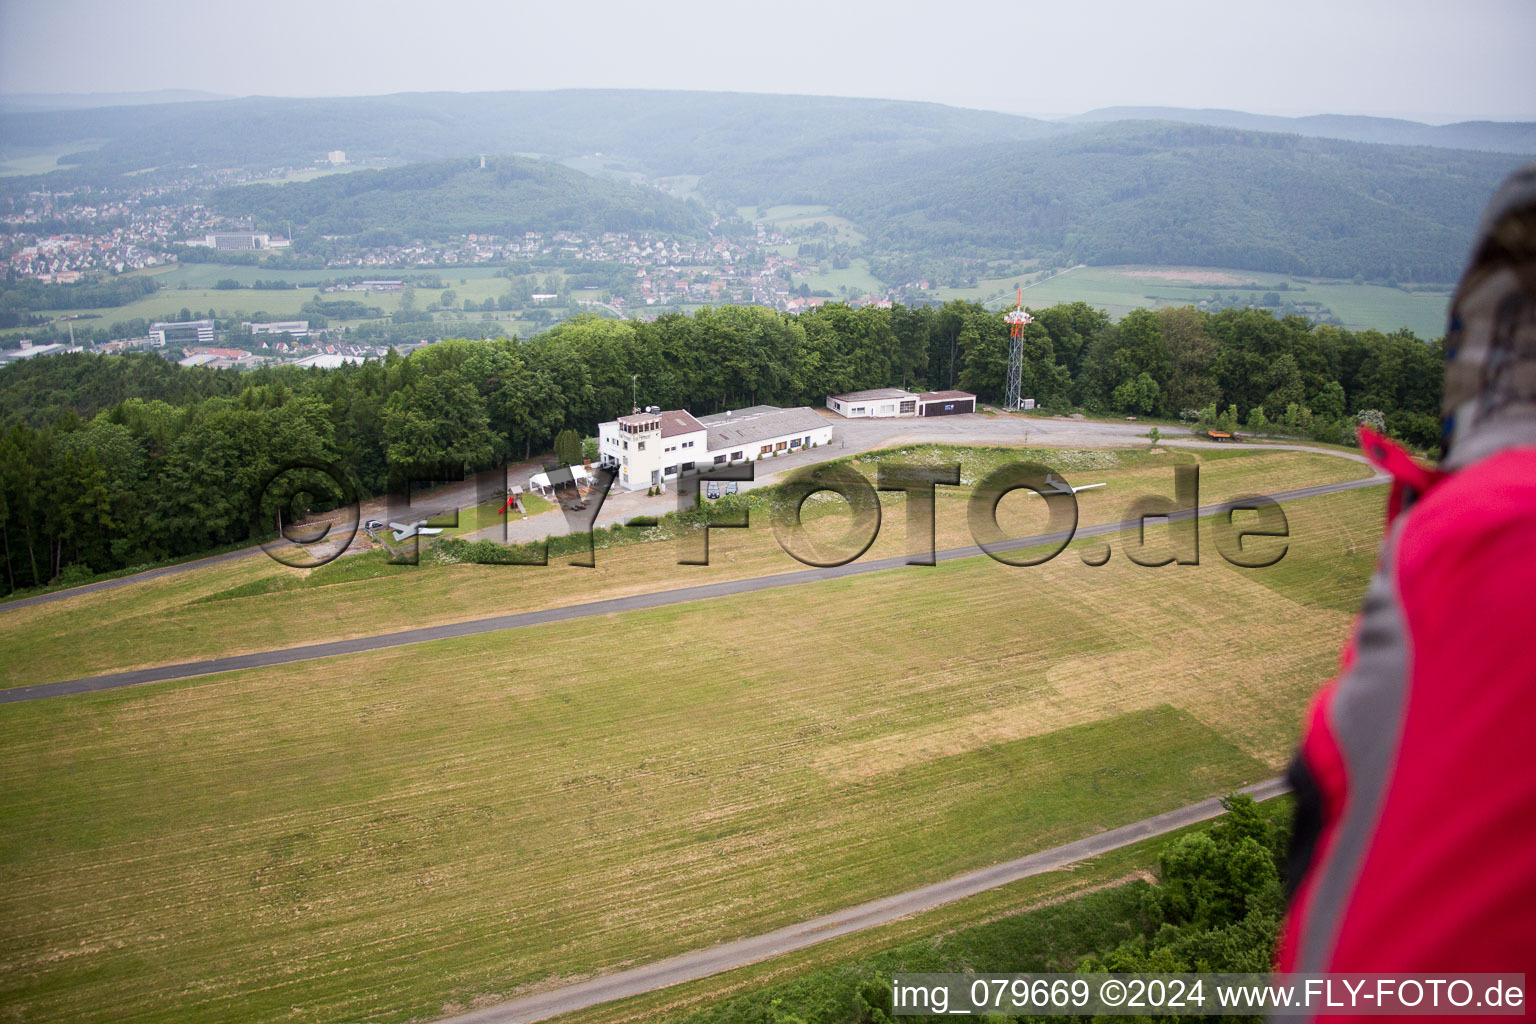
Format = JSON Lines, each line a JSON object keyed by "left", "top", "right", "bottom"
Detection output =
{"left": 598, "top": 405, "right": 832, "bottom": 491}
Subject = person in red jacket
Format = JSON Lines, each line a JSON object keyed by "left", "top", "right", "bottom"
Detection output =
{"left": 1277, "top": 163, "right": 1536, "bottom": 984}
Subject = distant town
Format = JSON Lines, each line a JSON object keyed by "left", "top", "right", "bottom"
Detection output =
{"left": 0, "top": 153, "right": 905, "bottom": 356}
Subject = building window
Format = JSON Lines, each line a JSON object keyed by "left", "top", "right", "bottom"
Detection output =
{"left": 682, "top": 461, "right": 694, "bottom": 472}
{"left": 623, "top": 439, "right": 629, "bottom": 450}
{"left": 638, "top": 441, "right": 646, "bottom": 450}
{"left": 852, "top": 406, "right": 865, "bottom": 415}
{"left": 664, "top": 465, "right": 678, "bottom": 477}
{"left": 775, "top": 441, "right": 787, "bottom": 451}
{"left": 731, "top": 451, "right": 743, "bottom": 461}
{"left": 760, "top": 444, "right": 772, "bottom": 455}
{"left": 899, "top": 400, "right": 916, "bottom": 413}
{"left": 714, "top": 454, "right": 727, "bottom": 464}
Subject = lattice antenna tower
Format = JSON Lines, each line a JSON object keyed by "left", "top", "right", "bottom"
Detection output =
{"left": 1003, "top": 287, "right": 1034, "bottom": 411}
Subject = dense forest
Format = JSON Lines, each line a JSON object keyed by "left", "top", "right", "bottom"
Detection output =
{"left": 210, "top": 156, "right": 709, "bottom": 245}
{"left": 0, "top": 299, "right": 1442, "bottom": 594}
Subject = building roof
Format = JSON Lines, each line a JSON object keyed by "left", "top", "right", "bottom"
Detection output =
{"left": 917, "top": 390, "right": 976, "bottom": 402}
{"left": 615, "top": 411, "right": 659, "bottom": 429}
{"left": 698, "top": 405, "right": 828, "bottom": 450}
{"left": 658, "top": 409, "right": 706, "bottom": 438}
{"left": 828, "top": 388, "right": 917, "bottom": 403}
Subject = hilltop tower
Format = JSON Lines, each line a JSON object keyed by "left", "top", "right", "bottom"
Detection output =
{"left": 1003, "top": 288, "right": 1034, "bottom": 411}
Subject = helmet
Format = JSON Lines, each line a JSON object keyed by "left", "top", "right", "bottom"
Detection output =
{"left": 1441, "top": 162, "right": 1536, "bottom": 469}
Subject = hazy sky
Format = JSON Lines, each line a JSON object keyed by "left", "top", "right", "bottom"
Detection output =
{"left": 2, "top": 0, "right": 1533, "bottom": 123}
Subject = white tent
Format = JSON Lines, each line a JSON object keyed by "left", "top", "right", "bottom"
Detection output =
{"left": 527, "top": 465, "right": 594, "bottom": 497}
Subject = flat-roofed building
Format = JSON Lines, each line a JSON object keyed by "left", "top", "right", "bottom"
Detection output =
{"left": 916, "top": 390, "right": 977, "bottom": 416}
{"left": 149, "top": 319, "right": 215, "bottom": 347}
{"left": 246, "top": 320, "right": 310, "bottom": 339}
{"left": 698, "top": 405, "right": 832, "bottom": 466}
{"left": 204, "top": 232, "right": 271, "bottom": 251}
{"left": 825, "top": 388, "right": 918, "bottom": 418}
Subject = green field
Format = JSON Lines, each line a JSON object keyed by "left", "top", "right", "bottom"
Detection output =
{"left": 793, "top": 257, "right": 887, "bottom": 298}
{"left": 0, "top": 139, "right": 105, "bottom": 177}
{"left": 17, "top": 263, "right": 564, "bottom": 338}
{"left": 11, "top": 253, "right": 1451, "bottom": 342}
{"left": 244, "top": 166, "right": 366, "bottom": 186}
{"left": 739, "top": 204, "right": 868, "bottom": 245}
{"left": 0, "top": 444, "right": 1383, "bottom": 1022}
{"left": 993, "top": 265, "right": 1452, "bottom": 339}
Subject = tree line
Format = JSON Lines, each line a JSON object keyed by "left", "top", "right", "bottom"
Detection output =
{"left": 0, "top": 300, "right": 1443, "bottom": 593}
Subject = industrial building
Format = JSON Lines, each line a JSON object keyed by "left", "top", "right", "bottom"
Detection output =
{"left": 245, "top": 320, "right": 310, "bottom": 339}
{"left": 598, "top": 404, "right": 833, "bottom": 491}
{"left": 149, "top": 319, "right": 215, "bottom": 347}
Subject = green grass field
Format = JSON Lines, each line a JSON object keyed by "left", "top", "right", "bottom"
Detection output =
{"left": 991, "top": 265, "right": 1451, "bottom": 339}
{"left": 15, "top": 263, "right": 560, "bottom": 339}
{"left": 738, "top": 204, "right": 868, "bottom": 245}
{"left": 0, "top": 139, "right": 105, "bottom": 177}
{"left": 794, "top": 257, "right": 886, "bottom": 298}
{"left": 0, "top": 447, "right": 1383, "bottom": 1023}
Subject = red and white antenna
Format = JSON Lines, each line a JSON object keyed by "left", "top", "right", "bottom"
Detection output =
{"left": 1003, "top": 287, "right": 1032, "bottom": 409}
{"left": 1004, "top": 287, "right": 1034, "bottom": 338}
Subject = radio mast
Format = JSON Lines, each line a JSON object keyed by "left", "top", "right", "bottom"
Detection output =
{"left": 1003, "top": 287, "right": 1034, "bottom": 411}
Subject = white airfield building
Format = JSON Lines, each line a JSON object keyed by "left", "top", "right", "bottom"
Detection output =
{"left": 825, "top": 387, "right": 977, "bottom": 418}
{"left": 598, "top": 405, "right": 833, "bottom": 491}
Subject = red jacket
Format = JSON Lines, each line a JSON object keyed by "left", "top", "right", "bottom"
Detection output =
{"left": 1278, "top": 428, "right": 1536, "bottom": 983}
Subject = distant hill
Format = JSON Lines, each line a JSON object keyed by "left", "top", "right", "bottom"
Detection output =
{"left": 831, "top": 122, "right": 1521, "bottom": 280}
{"left": 1067, "top": 107, "right": 1536, "bottom": 155}
{"left": 0, "top": 89, "right": 232, "bottom": 113}
{"left": 0, "top": 90, "right": 1062, "bottom": 190}
{"left": 5, "top": 89, "right": 1527, "bottom": 283}
{"left": 209, "top": 156, "right": 708, "bottom": 242}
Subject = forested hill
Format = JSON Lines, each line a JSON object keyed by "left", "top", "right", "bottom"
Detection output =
{"left": 7, "top": 90, "right": 1528, "bottom": 282}
{"left": 0, "top": 90, "right": 1061, "bottom": 186}
{"left": 831, "top": 122, "right": 1518, "bottom": 280}
{"left": 209, "top": 157, "right": 708, "bottom": 242}
{"left": 1068, "top": 107, "right": 1536, "bottom": 154}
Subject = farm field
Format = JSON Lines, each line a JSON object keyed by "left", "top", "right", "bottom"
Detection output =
{"left": 18, "top": 262, "right": 562, "bottom": 340}
{"left": 792, "top": 257, "right": 887, "bottom": 298}
{"left": 739, "top": 204, "right": 868, "bottom": 245}
{"left": 0, "top": 446, "right": 1373, "bottom": 688}
{"left": 996, "top": 265, "right": 1452, "bottom": 340}
{"left": 0, "top": 139, "right": 106, "bottom": 177}
{"left": 0, "top": 479, "right": 1381, "bottom": 1023}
